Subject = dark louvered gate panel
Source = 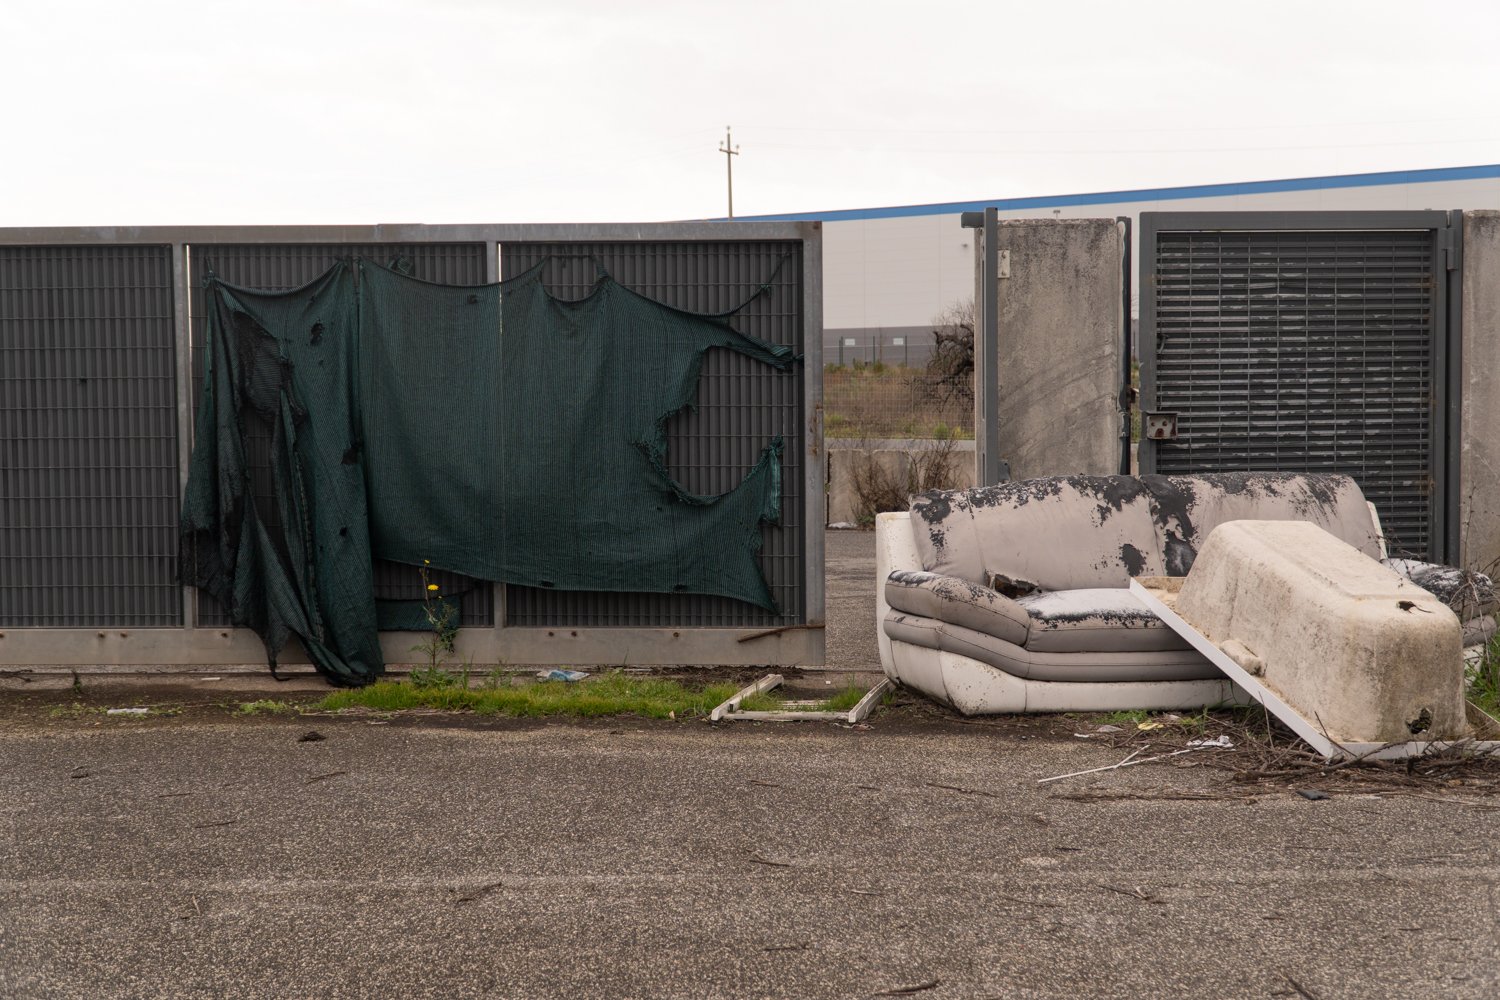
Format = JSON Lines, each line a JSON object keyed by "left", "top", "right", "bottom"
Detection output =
{"left": 0, "top": 245, "right": 181, "bottom": 626}
{"left": 186, "top": 243, "right": 494, "bottom": 627}
{"left": 500, "top": 242, "right": 805, "bottom": 627}
{"left": 1145, "top": 220, "right": 1446, "bottom": 559}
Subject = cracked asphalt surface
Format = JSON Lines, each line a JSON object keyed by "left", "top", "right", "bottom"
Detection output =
{"left": 2, "top": 531, "right": 1499, "bottom": 999}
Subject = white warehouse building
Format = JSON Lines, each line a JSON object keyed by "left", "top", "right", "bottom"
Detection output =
{"left": 743, "top": 163, "right": 1500, "bottom": 365}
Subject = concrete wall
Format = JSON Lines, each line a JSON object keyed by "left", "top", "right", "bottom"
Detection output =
{"left": 992, "top": 219, "right": 1126, "bottom": 480}
{"left": 1462, "top": 210, "right": 1500, "bottom": 571}
{"left": 825, "top": 440, "right": 976, "bottom": 525}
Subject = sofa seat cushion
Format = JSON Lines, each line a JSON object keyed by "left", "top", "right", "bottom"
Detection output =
{"left": 1383, "top": 559, "right": 1498, "bottom": 619}
{"left": 884, "top": 570, "right": 1030, "bottom": 646}
{"left": 883, "top": 611, "right": 1218, "bottom": 683}
{"left": 1016, "top": 589, "right": 1193, "bottom": 654}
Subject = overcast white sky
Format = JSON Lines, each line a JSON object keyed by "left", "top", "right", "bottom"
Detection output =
{"left": 4, "top": 0, "right": 1499, "bottom": 226}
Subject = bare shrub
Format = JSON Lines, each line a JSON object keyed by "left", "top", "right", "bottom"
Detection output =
{"left": 926, "top": 298, "right": 975, "bottom": 409}
{"left": 850, "top": 435, "right": 962, "bottom": 525}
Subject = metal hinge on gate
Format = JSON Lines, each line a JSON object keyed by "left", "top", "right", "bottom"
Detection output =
{"left": 1440, "top": 225, "right": 1458, "bottom": 271}
{"left": 1143, "top": 411, "right": 1178, "bottom": 441}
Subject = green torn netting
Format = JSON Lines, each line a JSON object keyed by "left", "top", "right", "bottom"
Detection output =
{"left": 180, "top": 258, "right": 797, "bottom": 685}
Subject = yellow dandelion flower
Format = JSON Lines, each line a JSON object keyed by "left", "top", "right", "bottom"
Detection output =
{"left": 426, "top": 584, "right": 439, "bottom": 592}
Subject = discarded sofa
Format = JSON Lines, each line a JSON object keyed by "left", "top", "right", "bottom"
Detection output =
{"left": 875, "top": 473, "right": 1497, "bottom": 715}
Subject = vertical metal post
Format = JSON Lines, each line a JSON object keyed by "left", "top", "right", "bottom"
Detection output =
{"left": 489, "top": 241, "right": 506, "bottom": 632}
{"left": 801, "top": 223, "right": 826, "bottom": 649}
{"left": 1118, "top": 217, "right": 1133, "bottom": 475}
{"left": 975, "top": 207, "right": 1005, "bottom": 484}
{"left": 1444, "top": 210, "right": 1464, "bottom": 564}
{"left": 171, "top": 242, "right": 195, "bottom": 628}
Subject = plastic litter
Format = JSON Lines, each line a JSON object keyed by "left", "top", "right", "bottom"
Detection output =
{"left": 538, "top": 669, "right": 589, "bottom": 682}
{"left": 1137, "top": 721, "right": 1164, "bottom": 731}
{"left": 1188, "top": 735, "right": 1234, "bottom": 749}
{"left": 1095, "top": 724, "right": 1124, "bottom": 733}
{"left": 106, "top": 708, "right": 149, "bottom": 716}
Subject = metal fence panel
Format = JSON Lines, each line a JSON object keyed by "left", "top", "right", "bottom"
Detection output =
{"left": 500, "top": 241, "right": 805, "bottom": 626}
{"left": 186, "top": 243, "right": 494, "bottom": 626}
{"left": 1140, "top": 213, "right": 1455, "bottom": 560}
{"left": 0, "top": 245, "right": 181, "bottom": 626}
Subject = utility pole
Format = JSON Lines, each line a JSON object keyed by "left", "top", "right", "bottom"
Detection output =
{"left": 718, "top": 126, "right": 739, "bottom": 219}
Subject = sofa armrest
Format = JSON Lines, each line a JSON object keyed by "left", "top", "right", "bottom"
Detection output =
{"left": 884, "top": 570, "right": 1031, "bottom": 647}
{"left": 875, "top": 512, "right": 923, "bottom": 678}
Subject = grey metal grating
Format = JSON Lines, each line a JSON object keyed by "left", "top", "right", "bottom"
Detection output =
{"left": 1, "top": 245, "right": 181, "bottom": 626}
{"left": 1150, "top": 228, "right": 1438, "bottom": 557}
{"left": 501, "top": 241, "right": 805, "bottom": 627}
{"left": 186, "top": 243, "right": 494, "bottom": 627}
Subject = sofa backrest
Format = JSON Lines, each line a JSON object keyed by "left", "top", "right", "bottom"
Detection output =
{"left": 1140, "top": 473, "right": 1382, "bottom": 576}
{"left": 908, "top": 472, "right": 1381, "bottom": 591}
{"left": 909, "top": 476, "right": 1164, "bottom": 591}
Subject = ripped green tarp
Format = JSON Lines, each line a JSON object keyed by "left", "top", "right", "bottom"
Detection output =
{"left": 180, "top": 259, "right": 796, "bottom": 685}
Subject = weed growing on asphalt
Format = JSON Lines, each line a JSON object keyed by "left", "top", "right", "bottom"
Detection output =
{"left": 1470, "top": 636, "right": 1500, "bottom": 720}
{"left": 410, "top": 560, "right": 460, "bottom": 680}
{"left": 237, "top": 700, "right": 296, "bottom": 716}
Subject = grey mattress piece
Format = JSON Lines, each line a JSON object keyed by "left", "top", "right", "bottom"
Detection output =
{"left": 883, "top": 611, "right": 1219, "bottom": 683}
{"left": 1017, "top": 589, "right": 1193, "bottom": 654}
{"left": 1384, "top": 558, "right": 1498, "bottom": 619}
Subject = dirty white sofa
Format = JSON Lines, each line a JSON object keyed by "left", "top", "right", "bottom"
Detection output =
{"left": 876, "top": 473, "right": 1496, "bottom": 715}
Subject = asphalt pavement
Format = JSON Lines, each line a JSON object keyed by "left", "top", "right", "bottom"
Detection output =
{"left": 2, "top": 531, "right": 1498, "bottom": 999}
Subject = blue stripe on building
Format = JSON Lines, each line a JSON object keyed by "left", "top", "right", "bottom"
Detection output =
{"left": 727, "top": 164, "right": 1500, "bottom": 223}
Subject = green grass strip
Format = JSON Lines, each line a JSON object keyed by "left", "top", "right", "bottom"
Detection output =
{"left": 314, "top": 672, "right": 742, "bottom": 720}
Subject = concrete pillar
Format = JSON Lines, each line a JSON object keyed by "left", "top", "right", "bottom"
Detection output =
{"left": 1461, "top": 211, "right": 1500, "bottom": 571}
{"left": 991, "top": 219, "right": 1126, "bottom": 480}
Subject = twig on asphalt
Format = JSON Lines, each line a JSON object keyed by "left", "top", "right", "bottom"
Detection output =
{"left": 1281, "top": 971, "right": 1322, "bottom": 999}
{"left": 452, "top": 880, "right": 504, "bottom": 903}
{"left": 925, "top": 781, "right": 999, "bottom": 798}
{"left": 749, "top": 854, "right": 795, "bottom": 869}
{"left": 1098, "top": 883, "right": 1163, "bottom": 904}
{"left": 872, "top": 978, "right": 941, "bottom": 996}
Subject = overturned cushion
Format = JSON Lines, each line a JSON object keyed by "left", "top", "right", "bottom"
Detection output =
{"left": 884, "top": 570, "right": 1030, "bottom": 646}
{"left": 1016, "top": 588, "right": 1193, "bottom": 654}
{"left": 1383, "top": 559, "right": 1498, "bottom": 619}
{"left": 883, "top": 611, "right": 1217, "bottom": 683}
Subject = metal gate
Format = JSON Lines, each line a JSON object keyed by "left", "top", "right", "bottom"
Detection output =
{"left": 0, "top": 223, "right": 822, "bottom": 672}
{"left": 1139, "top": 211, "right": 1461, "bottom": 561}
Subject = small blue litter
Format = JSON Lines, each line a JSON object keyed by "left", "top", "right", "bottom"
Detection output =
{"left": 537, "top": 669, "right": 589, "bottom": 682}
